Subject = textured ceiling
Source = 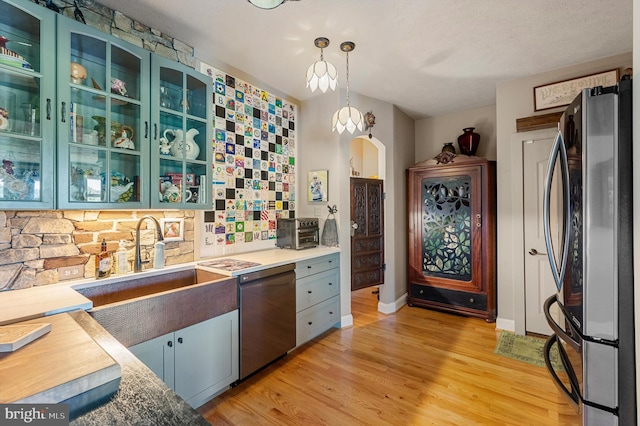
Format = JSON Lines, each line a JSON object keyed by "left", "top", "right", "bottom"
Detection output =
{"left": 97, "top": 0, "right": 632, "bottom": 119}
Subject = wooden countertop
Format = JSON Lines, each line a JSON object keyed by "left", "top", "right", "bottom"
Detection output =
{"left": 0, "top": 285, "right": 92, "bottom": 326}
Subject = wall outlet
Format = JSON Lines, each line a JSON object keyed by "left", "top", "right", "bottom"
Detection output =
{"left": 58, "top": 265, "right": 83, "bottom": 281}
{"left": 314, "top": 207, "right": 322, "bottom": 217}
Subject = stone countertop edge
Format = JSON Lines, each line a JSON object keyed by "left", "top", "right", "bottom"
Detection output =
{"left": 67, "top": 310, "right": 210, "bottom": 426}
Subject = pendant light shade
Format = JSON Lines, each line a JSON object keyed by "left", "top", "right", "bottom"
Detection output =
{"left": 306, "top": 37, "right": 338, "bottom": 93}
{"left": 332, "top": 106, "right": 364, "bottom": 134}
{"left": 247, "top": 0, "right": 285, "bottom": 9}
{"left": 332, "top": 41, "right": 364, "bottom": 134}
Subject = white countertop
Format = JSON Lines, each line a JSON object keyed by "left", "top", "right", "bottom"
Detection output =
{"left": 0, "top": 246, "right": 341, "bottom": 324}
{"left": 197, "top": 246, "right": 341, "bottom": 276}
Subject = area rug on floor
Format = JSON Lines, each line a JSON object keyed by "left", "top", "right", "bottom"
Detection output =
{"left": 494, "top": 331, "right": 564, "bottom": 371}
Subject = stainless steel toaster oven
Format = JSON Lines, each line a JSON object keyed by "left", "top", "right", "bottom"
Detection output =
{"left": 276, "top": 218, "right": 319, "bottom": 250}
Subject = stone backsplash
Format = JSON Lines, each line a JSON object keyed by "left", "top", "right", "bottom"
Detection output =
{"left": 0, "top": 210, "right": 195, "bottom": 290}
{"left": 47, "top": 0, "right": 195, "bottom": 67}
{"left": 0, "top": 4, "right": 201, "bottom": 290}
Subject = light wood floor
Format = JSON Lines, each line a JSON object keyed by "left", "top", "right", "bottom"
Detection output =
{"left": 198, "top": 288, "right": 581, "bottom": 425}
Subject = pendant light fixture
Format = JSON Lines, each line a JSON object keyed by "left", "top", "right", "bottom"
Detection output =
{"left": 332, "top": 41, "right": 364, "bottom": 134}
{"left": 306, "top": 37, "right": 338, "bottom": 93}
{"left": 247, "top": 0, "right": 297, "bottom": 9}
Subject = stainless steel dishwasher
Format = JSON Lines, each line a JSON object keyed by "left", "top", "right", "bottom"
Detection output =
{"left": 238, "top": 263, "right": 296, "bottom": 380}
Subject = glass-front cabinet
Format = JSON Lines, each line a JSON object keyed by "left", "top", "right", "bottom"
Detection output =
{"left": 56, "top": 18, "right": 150, "bottom": 209}
{"left": 151, "top": 55, "right": 211, "bottom": 209}
{"left": 406, "top": 157, "right": 497, "bottom": 321}
{"left": 0, "top": 0, "right": 55, "bottom": 209}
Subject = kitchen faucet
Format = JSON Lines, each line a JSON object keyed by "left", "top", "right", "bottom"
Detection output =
{"left": 135, "top": 215, "right": 164, "bottom": 272}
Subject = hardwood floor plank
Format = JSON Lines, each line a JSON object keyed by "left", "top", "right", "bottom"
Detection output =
{"left": 198, "top": 288, "right": 581, "bottom": 425}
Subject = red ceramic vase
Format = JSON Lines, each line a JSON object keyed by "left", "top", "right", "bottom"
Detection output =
{"left": 457, "top": 127, "right": 480, "bottom": 156}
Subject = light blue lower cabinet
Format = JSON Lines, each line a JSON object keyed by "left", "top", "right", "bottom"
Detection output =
{"left": 129, "top": 310, "right": 239, "bottom": 408}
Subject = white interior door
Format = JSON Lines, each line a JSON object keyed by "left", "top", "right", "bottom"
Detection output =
{"left": 523, "top": 134, "right": 559, "bottom": 335}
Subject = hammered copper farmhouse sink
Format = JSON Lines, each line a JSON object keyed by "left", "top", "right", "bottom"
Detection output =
{"left": 73, "top": 268, "right": 237, "bottom": 348}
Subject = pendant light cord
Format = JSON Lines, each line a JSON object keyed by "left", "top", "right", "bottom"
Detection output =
{"left": 345, "top": 51, "right": 351, "bottom": 107}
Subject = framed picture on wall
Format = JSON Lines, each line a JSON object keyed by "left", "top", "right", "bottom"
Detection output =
{"left": 308, "top": 170, "right": 328, "bottom": 202}
{"left": 160, "top": 218, "right": 184, "bottom": 241}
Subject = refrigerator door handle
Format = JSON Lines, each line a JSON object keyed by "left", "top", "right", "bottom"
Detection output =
{"left": 543, "top": 129, "right": 571, "bottom": 291}
{"left": 543, "top": 294, "right": 581, "bottom": 352}
{"left": 544, "top": 334, "right": 581, "bottom": 409}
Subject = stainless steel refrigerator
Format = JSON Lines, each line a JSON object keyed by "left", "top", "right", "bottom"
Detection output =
{"left": 542, "top": 75, "right": 635, "bottom": 425}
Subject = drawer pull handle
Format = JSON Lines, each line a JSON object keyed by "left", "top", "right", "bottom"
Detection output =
{"left": 308, "top": 321, "right": 313, "bottom": 325}
{"left": 308, "top": 290, "right": 312, "bottom": 294}
{"left": 167, "top": 341, "right": 173, "bottom": 348}
{"left": 469, "top": 298, "right": 475, "bottom": 303}
{"left": 329, "top": 311, "right": 333, "bottom": 315}
{"left": 178, "top": 337, "right": 183, "bottom": 344}
{"left": 307, "top": 265, "right": 312, "bottom": 269}
{"left": 328, "top": 282, "right": 333, "bottom": 286}
{"left": 419, "top": 289, "right": 424, "bottom": 294}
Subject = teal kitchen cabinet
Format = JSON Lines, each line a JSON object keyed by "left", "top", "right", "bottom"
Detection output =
{"left": 129, "top": 310, "right": 239, "bottom": 408}
{"left": 151, "top": 55, "right": 212, "bottom": 209}
{"left": 0, "top": 0, "right": 56, "bottom": 209}
{"left": 56, "top": 16, "right": 150, "bottom": 209}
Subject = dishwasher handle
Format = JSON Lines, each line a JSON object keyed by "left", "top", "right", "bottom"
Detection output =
{"left": 239, "top": 263, "right": 295, "bottom": 284}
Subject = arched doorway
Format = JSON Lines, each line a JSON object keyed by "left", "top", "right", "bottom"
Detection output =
{"left": 349, "top": 136, "right": 386, "bottom": 316}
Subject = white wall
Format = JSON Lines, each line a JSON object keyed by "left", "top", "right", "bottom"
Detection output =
{"left": 300, "top": 88, "right": 414, "bottom": 321}
{"left": 415, "top": 105, "right": 497, "bottom": 162}
{"left": 495, "top": 52, "right": 632, "bottom": 333}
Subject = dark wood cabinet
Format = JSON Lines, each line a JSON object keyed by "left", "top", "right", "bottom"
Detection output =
{"left": 407, "top": 157, "right": 496, "bottom": 321}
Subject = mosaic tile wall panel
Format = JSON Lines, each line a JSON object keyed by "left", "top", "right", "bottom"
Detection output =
{"left": 199, "top": 63, "right": 297, "bottom": 247}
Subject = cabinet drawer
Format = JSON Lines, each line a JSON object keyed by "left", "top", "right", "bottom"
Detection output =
{"left": 409, "top": 283, "right": 487, "bottom": 311}
{"left": 296, "top": 295, "right": 340, "bottom": 347}
{"left": 296, "top": 268, "right": 340, "bottom": 312}
{"left": 295, "top": 253, "right": 340, "bottom": 279}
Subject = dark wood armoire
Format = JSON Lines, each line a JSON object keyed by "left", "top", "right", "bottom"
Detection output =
{"left": 407, "top": 156, "right": 496, "bottom": 322}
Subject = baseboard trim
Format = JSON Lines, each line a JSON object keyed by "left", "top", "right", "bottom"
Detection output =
{"left": 378, "top": 292, "right": 407, "bottom": 314}
{"left": 340, "top": 314, "right": 354, "bottom": 328}
{"left": 496, "top": 317, "right": 515, "bottom": 332}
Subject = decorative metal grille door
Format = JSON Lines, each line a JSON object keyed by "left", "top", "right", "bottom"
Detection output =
{"left": 421, "top": 175, "right": 472, "bottom": 281}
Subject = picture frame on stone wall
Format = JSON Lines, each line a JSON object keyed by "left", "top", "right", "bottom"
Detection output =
{"left": 160, "top": 218, "right": 184, "bottom": 241}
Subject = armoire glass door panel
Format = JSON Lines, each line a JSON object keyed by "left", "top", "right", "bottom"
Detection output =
{"left": 421, "top": 175, "right": 473, "bottom": 281}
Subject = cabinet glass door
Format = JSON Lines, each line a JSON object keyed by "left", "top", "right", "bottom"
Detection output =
{"left": 421, "top": 174, "right": 473, "bottom": 280}
{"left": 0, "top": 0, "right": 55, "bottom": 208}
{"left": 56, "top": 16, "right": 149, "bottom": 209}
{"left": 151, "top": 56, "right": 211, "bottom": 209}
